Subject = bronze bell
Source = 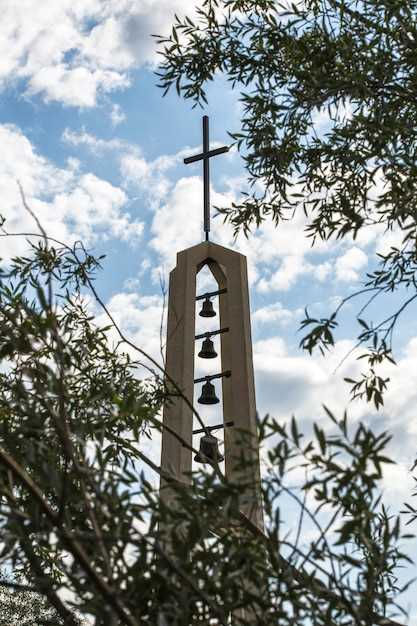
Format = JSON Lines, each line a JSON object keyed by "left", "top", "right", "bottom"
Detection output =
{"left": 199, "top": 297, "right": 216, "bottom": 318}
{"left": 194, "top": 433, "right": 224, "bottom": 464}
{"left": 198, "top": 380, "right": 219, "bottom": 405}
{"left": 198, "top": 336, "right": 217, "bottom": 359}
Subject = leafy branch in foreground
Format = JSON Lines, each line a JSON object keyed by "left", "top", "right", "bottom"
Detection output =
{"left": 156, "top": 0, "right": 417, "bottom": 406}
{"left": 157, "top": 0, "right": 417, "bottom": 243}
{"left": 0, "top": 212, "right": 412, "bottom": 624}
{"left": 298, "top": 236, "right": 417, "bottom": 408}
{"left": 0, "top": 569, "right": 75, "bottom": 626}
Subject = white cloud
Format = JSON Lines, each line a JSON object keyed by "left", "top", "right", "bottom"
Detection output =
{"left": 120, "top": 143, "right": 229, "bottom": 206}
{"left": 123, "top": 277, "right": 141, "bottom": 291}
{"left": 62, "top": 133, "right": 344, "bottom": 296}
{"left": 253, "top": 302, "right": 301, "bottom": 326}
{"left": 335, "top": 246, "right": 368, "bottom": 282}
{"left": 313, "top": 261, "right": 332, "bottom": 282}
{"left": 311, "top": 99, "right": 354, "bottom": 135}
{"left": 257, "top": 255, "right": 311, "bottom": 292}
{"left": 376, "top": 337, "right": 417, "bottom": 448}
{"left": 381, "top": 461, "right": 414, "bottom": 510}
{"left": 121, "top": 152, "right": 180, "bottom": 208}
{"left": 95, "top": 291, "right": 165, "bottom": 374}
{"left": 250, "top": 332, "right": 417, "bottom": 555}
{"left": 94, "top": 281, "right": 417, "bottom": 510}
{"left": 253, "top": 330, "right": 417, "bottom": 473}
{"left": 147, "top": 172, "right": 343, "bottom": 293}
{"left": 253, "top": 336, "right": 362, "bottom": 421}
{"left": 63, "top": 128, "right": 194, "bottom": 209}
{"left": 0, "top": 0, "right": 196, "bottom": 107}
{"left": 62, "top": 128, "right": 129, "bottom": 153}
{"left": 375, "top": 224, "right": 407, "bottom": 257}
{"left": 237, "top": 210, "right": 335, "bottom": 293}
{"left": 62, "top": 131, "right": 374, "bottom": 299}
{"left": 110, "top": 103, "right": 126, "bottom": 126}
{"left": 53, "top": 172, "right": 143, "bottom": 242}
{"left": 26, "top": 65, "right": 129, "bottom": 108}
{"left": 150, "top": 177, "right": 207, "bottom": 266}
{"left": 0, "top": 124, "right": 143, "bottom": 258}
{"left": 149, "top": 176, "right": 236, "bottom": 271}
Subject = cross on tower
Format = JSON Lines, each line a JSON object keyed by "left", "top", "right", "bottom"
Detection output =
{"left": 184, "top": 115, "right": 230, "bottom": 242}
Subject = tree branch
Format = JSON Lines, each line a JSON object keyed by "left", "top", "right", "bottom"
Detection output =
{"left": 0, "top": 445, "right": 138, "bottom": 626}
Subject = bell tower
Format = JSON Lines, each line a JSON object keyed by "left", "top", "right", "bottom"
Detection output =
{"left": 159, "top": 116, "right": 263, "bottom": 531}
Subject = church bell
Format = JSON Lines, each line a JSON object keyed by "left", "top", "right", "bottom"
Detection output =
{"left": 194, "top": 433, "right": 224, "bottom": 464}
{"left": 198, "top": 380, "right": 219, "bottom": 405}
{"left": 199, "top": 297, "right": 216, "bottom": 318}
{"left": 198, "top": 336, "right": 217, "bottom": 359}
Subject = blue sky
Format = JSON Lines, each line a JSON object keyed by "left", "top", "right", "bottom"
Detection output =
{"left": 0, "top": 1, "right": 416, "bottom": 618}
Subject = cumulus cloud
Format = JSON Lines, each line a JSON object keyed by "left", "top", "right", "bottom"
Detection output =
{"left": 149, "top": 176, "right": 237, "bottom": 271}
{"left": 97, "top": 280, "right": 417, "bottom": 505}
{"left": 110, "top": 103, "right": 126, "bottom": 126}
{"left": 147, "top": 172, "right": 344, "bottom": 294}
{"left": 257, "top": 254, "right": 311, "bottom": 292}
{"left": 252, "top": 330, "right": 417, "bottom": 538}
{"left": 253, "top": 330, "right": 417, "bottom": 470}
{"left": 253, "top": 302, "right": 302, "bottom": 326}
{"left": 94, "top": 291, "right": 165, "bottom": 376}
{"left": 53, "top": 172, "right": 143, "bottom": 242}
{"left": 0, "top": 124, "right": 143, "bottom": 258}
{"left": 313, "top": 261, "right": 332, "bottom": 282}
{"left": 62, "top": 128, "right": 129, "bottom": 154}
{"left": 0, "top": 0, "right": 196, "bottom": 107}
{"left": 237, "top": 209, "right": 338, "bottom": 293}
{"left": 63, "top": 128, "right": 196, "bottom": 209}
{"left": 335, "top": 246, "right": 368, "bottom": 282}
{"left": 120, "top": 149, "right": 191, "bottom": 209}
{"left": 63, "top": 129, "right": 352, "bottom": 296}
{"left": 253, "top": 336, "right": 361, "bottom": 420}
{"left": 26, "top": 65, "right": 128, "bottom": 108}
{"left": 62, "top": 129, "right": 376, "bottom": 299}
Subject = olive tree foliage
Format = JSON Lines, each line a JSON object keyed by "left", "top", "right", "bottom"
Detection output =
{"left": 156, "top": 0, "right": 417, "bottom": 407}
{"left": 0, "top": 204, "right": 412, "bottom": 624}
{"left": 0, "top": 570, "right": 65, "bottom": 625}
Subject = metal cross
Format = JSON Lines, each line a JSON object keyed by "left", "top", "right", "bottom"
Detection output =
{"left": 183, "top": 116, "right": 229, "bottom": 242}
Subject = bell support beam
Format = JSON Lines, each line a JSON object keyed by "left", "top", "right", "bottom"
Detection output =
{"left": 192, "top": 421, "right": 234, "bottom": 435}
{"left": 195, "top": 327, "right": 229, "bottom": 340}
{"left": 194, "top": 370, "right": 231, "bottom": 384}
{"left": 195, "top": 287, "right": 227, "bottom": 301}
{"left": 181, "top": 422, "right": 234, "bottom": 446}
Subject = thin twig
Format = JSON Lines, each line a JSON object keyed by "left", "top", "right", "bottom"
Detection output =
{"left": 158, "top": 271, "right": 167, "bottom": 368}
{"left": 18, "top": 182, "right": 53, "bottom": 309}
{"left": 237, "top": 511, "right": 406, "bottom": 626}
{"left": 0, "top": 229, "right": 210, "bottom": 435}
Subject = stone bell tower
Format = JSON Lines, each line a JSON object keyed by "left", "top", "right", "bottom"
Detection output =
{"left": 159, "top": 116, "right": 263, "bottom": 531}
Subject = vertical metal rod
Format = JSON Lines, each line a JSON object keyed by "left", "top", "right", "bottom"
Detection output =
{"left": 203, "top": 115, "right": 210, "bottom": 241}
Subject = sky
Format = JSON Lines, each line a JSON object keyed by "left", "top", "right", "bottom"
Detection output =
{"left": 0, "top": 0, "right": 416, "bottom": 619}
